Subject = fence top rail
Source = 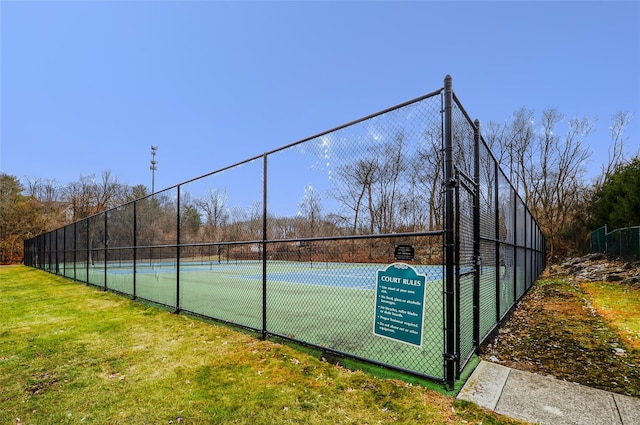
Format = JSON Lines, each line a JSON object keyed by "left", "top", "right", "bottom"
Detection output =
{"left": 590, "top": 225, "right": 640, "bottom": 238}
{"left": 266, "top": 230, "right": 445, "bottom": 243}
{"left": 92, "top": 231, "right": 446, "bottom": 251}
{"left": 607, "top": 225, "right": 640, "bottom": 234}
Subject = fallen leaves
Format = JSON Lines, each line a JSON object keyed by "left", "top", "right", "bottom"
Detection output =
{"left": 482, "top": 276, "right": 640, "bottom": 396}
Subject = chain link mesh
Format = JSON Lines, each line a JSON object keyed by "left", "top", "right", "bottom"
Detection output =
{"left": 25, "top": 79, "right": 548, "bottom": 385}
{"left": 452, "top": 95, "right": 546, "bottom": 376}
{"left": 591, "top": 225, "right": 640, "bottom": 261}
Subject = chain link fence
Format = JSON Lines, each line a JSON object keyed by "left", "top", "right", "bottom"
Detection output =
{"left": 591, "top": 225, "right": 640, "bottom": 261}
{"left": 24, "top": 75, "right": 546, "bottom": 388}
{"left": 449, "top": 87, "right": 546, "bottom": 379}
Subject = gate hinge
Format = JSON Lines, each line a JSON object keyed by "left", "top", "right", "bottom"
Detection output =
{"left": 444, "top": 352, "right": 459, "bottom": 362}
{"left": 443, "top": 178, "right": 458, "bottom": 188}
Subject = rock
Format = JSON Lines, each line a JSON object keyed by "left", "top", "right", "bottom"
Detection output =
{"left": 556, "top": 254, "right": 640, "bottom": 284}
{"left": 588, "top": 253, "right": 607, "bottom": 261}
{"left": 550, "top": 264, "right": 564, "bottom": 276}
{"left": 606, "top": 273, "right": 626, "bottom": 282}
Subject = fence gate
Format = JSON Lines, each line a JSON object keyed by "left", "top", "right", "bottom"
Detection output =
{"left": 455, "top": 169, "right": 478, "bottom": 378}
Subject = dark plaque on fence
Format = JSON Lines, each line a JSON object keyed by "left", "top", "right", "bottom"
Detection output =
{"left": 373, "top": 263, "right": 426, "bottom": 347}
{"left": 394, "top": 244, "right": 414, "bottom": 261}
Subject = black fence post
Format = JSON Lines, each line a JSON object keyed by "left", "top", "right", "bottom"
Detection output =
{"left": 104, "top": 211, "right": 108, "bottom": 291}
{"left": 443, "top": 74, "right": 456, "bottom": 389}
{"left": 55, "top": 226, "right": 59, "bottom": 275}
{"left": 133, "top": 200, "right": 137, "bottom": 299}
{"left": 454, "top": 168, "right": 462, "bottom": 380}
{"left": 494, "top": 152, "right": 501, "bottom": 324}
{"left": 512, "top": 193, "right": 517, "bottom": 303}
{"left": 62, "top": 225, "right": 66, "bottom": 277}
{"left": 473, "top": 119, "right": 481, "bottom": 355}
{"left": 262, "top": 153, "right": 268, "bottom": 340}
{"left": 73, "top": 222, "right": 77, "bottom": 281}
{"left": 176, "top": 185, "right": 181, "bottom": 312}
{"left": 524, "top": 208, "right": 528, "bottom": 290}
{"left": 86, "top": 218, "right": 90, "bottom": 285}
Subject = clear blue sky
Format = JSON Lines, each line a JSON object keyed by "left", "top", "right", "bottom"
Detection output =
{"left": 2, "top": 1, "right": 639, "bottom": 194}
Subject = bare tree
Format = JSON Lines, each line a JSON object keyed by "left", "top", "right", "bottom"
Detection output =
{"left": 332, "top": 133, "right": 412, "bottom": 235}
{"left": 23, "top": 176, "right": 67, "bottom": 227}
{"left": 413, "top": 126, "right": 443, "bottom": 230}
{"left": 225, "top": 205, "right": 248, "bottom": 242}
{"left": 505, "top": 108, "right": 536, "bottom": 200}
{"left": 332, "top": 158, "right": 378, "bottom": 234}
{"left": 64, "top": 171, "right": 126, "bottom": 220}
{"left": 247, "top": 201, "right": 263, "bottom": 240}
{"left": 25, "top": 177, "right": 62, "bottom": 204}
{"left": 94, "top": 170, "right": 126, "bottom": 212}
{"left": 484, "top": 107, "right": 595, "bottom": 260}
{"left": 298, "top": 183, "right": 323, "bottom": 237}
{"left": 482, "top": 121, "right": 509, "bottom": 168}
{"left": 600, "top": 111, "right": 633, "bottom": 185}
{"left": 371, "top": 133, "right": 406, "bottom": 234}
{"left": 64, "top": 176, "right": 93, "bottom": 220}
{"left": 529, "top": 109, "right": 594, "bottom": 260}
{"left": 195, "top": 188, "right": 229, "bottom": 241}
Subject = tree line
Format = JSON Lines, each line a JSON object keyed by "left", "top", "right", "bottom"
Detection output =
{"left": 2, "top": 109, "right": 638, "bottom": 264}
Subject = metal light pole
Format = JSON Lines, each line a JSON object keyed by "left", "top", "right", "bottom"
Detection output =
{"left": 150, "top": 145, "right": 158, "bottom": 193}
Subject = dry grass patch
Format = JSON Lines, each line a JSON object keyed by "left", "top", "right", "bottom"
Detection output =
{"left": 581, "top": 281, "right": 640, "bottom": 352}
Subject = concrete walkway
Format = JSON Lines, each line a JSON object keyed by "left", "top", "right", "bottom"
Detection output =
{"left": 458, "top": 361, "right": 640, "bottom": 425}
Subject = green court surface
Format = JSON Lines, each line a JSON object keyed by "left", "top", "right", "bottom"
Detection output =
{"left": 59, "top": 260, "right": 447, "bottom": 379}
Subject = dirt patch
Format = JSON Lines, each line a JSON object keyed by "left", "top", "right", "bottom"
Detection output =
{"left": 26, "top": 372, "right": 59, "bottom": 395}
{"left": 481, "top": 263, "right": 640, "bottom": 397}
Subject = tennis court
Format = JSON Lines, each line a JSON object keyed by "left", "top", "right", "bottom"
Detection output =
{"left": 25, "top": 76, "right": 547, "bottom": 387}
{"left": 71, "top": 259, "right": 447, "bottom": 378}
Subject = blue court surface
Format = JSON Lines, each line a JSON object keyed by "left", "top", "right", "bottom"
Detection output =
{"left": 103, "top": 260, "right": 445, "bottom": 290}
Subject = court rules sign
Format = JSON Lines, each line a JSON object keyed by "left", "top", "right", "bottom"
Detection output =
{"left": 373, "top": 263, "right": 427, "bottom": 347}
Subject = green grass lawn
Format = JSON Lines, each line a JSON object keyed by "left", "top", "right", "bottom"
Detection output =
{"left": 0, "top": 265, "right": 524, "bottom": 425}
